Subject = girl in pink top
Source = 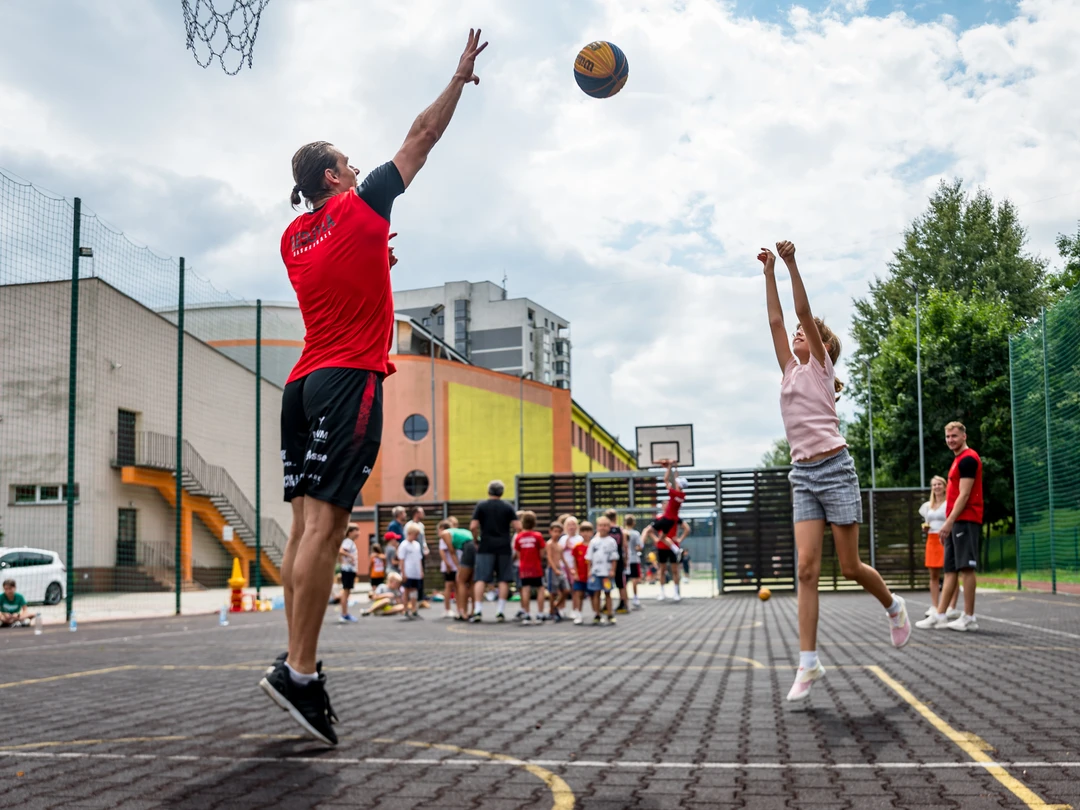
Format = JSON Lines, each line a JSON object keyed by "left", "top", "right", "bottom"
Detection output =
{"left": 760, "top": 240, "right": 911, "bottom": 703}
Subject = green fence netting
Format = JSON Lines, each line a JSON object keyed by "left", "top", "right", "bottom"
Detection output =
{"left": 0, "top": 168, "right": 291, "bottom": 625}
{"left": 1010, "top": 287, "right": 1080, "bottom": 592}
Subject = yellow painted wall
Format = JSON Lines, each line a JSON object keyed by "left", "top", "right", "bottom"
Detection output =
{"left": 448, "top": 382, "right": 554, "bottom": 499}
{"left": 572, "top": 447, "right": 610, "bottom": 473}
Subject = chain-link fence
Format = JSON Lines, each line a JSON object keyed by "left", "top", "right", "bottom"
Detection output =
{"left": 1009, "top": 286, "right": 1080, "bottom": 593}
{"left": 0, "top": 169, "right": 292, "bottom": 624}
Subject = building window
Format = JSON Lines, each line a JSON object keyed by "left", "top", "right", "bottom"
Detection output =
{"left": 421, "top": 317, "right": 431, "bottom": 326}
{"left": 117, "top": 409, "right": 137, "bottom": 466}
{"left": 437, "top": 315, "right": 444, "bottom": 325}
{"left": 404, "top": 470, "right": 429, "bottom": 497}
{"left": 10, "top": 484, "right": 79, "bottom": 505}
{"left": 403, "top": 414, "right": 429, "bottom": 441}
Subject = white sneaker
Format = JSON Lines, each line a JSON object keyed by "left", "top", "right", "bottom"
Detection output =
{"left": 521, "top": 616, "right": 533, "bottom": 626}
{"left": 915, "top": 614, "right": 949, "bottom": 630}
{"left": 572, "top": 616, "right": 583, "bottom": 626}
{"left": 947, "top": 614, "right": 978, "bottom": 632}
{"left": 673, "top": 593, "right": 682, "bottom": 602}
{"left": 945, "top": 608, "right": 962, "bottom": 621}
{"left": 888, "top": 595, "right": 912, "bottom": 648}
{"left": 924, "top": 606, "right": 936, "bottom": 618}
{"left": 786, "top": 660, "right": 826, "bottom": 702}
{"left": 657, "top": 593, "right": 666, "bottom": 602}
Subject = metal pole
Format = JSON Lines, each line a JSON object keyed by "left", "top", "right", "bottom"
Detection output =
{"left": 866, "top": 359, "right": 876, "bottom": 571}
{"left": 65, "top": 198, "right": 82, "bottom": 623}
{"left": 914, "top": 288, "right": 925, "bottom": 488}
{"left": 1041, "top": 307, "right": 1055, "bottom": 594}
{"left": 1009, "top": 337, "right": 1022, "bottom": 590}
{"left": 255, "top": 299, "right": 262, "bottom": 598}
{"left": 520, "top": 374, "right": 524, "bottom": 477}
{"left": 175, "top": 258, "right": 185, "bottom": 615}
{"left": 428, "top": 338, "right": 436, "bottom": 501}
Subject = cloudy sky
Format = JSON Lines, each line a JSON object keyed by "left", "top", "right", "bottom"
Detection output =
{"left": 2, "top": 0, "right": 1077, "bottom": 468}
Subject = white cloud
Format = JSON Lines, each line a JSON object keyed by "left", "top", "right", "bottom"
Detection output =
{"left": 1, "top": 0, "right": 1077, "bottom": 467}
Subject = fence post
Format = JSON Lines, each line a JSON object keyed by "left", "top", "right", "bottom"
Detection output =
{"left": 1040, "top": 307, "right": 1056, "bottom": 595}
{"left": 255, "top": 299, "right": 262, "bottom": 599}
{"left": 868, "top": 489, "right": 876, "bottom": 570}
{"left": 175, "top": 258, "right": 185, "bottom": 615}
{"left": 1008, "top": 337, "right": 1023, "bottom": 591}
{"left": 65, "top": 198, "right": 82, "bottom": 623}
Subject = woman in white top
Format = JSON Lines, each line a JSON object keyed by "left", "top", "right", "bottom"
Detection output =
{"left": 919, "top": 475, "right": 956, "bottom": 618}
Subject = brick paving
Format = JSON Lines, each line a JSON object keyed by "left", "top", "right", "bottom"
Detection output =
{"left": 2, "top": 589, "right": 1079, "bottom": 809}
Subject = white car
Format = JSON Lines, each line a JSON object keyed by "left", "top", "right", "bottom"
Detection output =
{"left": 0, "top": 547, "right": 66, "bottom": 605}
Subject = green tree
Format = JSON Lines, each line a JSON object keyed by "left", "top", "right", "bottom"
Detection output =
{"left": 1054, "top": 222, "right": 1080, "bottom": 292}
{"left": 847, "top": 179, "right": 1056, "bottom": 524}
{"left": 760, "top": 438, "right": 791, "bottom": 467}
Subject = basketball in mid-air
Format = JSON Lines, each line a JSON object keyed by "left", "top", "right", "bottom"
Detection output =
{"left": 574, "top": 41, "right": 629, "bottom": 99}
{"left": 758, "top": 587, "right": 772, "bottom": 602}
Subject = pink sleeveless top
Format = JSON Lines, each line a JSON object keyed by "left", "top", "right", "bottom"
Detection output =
{"left": 780, "top": 353, "right": 846, "bottom": 462}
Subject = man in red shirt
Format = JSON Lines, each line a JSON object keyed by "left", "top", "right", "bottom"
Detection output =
{"left": 916, "top": 421, "right": 983, "bottom": 633}
{"left": 259, "top": 30, "right": 489, "bottom": 746}
{"left": 512, "top": 511, "right": 546, "bottom": 625}
{"left": 640, "top": 462, "right": 688, "bottom": 601}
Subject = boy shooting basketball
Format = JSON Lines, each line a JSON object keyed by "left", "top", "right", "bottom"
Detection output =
{"left": 640, "top": 461, "right": 688, "bottom": 601}
{"left": 260, "top": 28, "right": 488, "bottom": 746}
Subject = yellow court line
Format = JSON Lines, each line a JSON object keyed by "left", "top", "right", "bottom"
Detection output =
{"left": 401, "top": 740, "right": 575, "bottom": 810}
{"left": 0, "top": 665, "right": 139, "bottom": 690}
{"left": 866, "top": 666, "right": 1071, "bottom": 810}
{"left": 0, "top": 735, "right": 188, "bottom": 752}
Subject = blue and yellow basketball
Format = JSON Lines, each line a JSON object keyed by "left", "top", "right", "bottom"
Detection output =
{"left": 574, "top": 41, "right": 629, "bottom": 99}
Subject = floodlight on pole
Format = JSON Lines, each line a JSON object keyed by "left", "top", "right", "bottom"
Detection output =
{"left": 429, "top": 304, "right": 445, "bottom": 501}
{"left": 905, "top": 280, "right": 926, "bottom": 488}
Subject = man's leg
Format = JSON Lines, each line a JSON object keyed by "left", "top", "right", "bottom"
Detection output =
{"left": 281, "top": 497, "right": 307, "bottom": 646}
{"left": 937, "top": 572, "right": 959, "bottom": 614}
{"left": 472, "top": 579, "right": 486, "bottom": 613}
{"left": 286, "top": 498, "right": 350, "bottom": 675}
{"left": 961, "top": 569, "right": 977, "bottom": 615}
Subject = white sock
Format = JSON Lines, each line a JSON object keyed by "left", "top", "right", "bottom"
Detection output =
{"left": 660, "top": 584, "right": 667, "bottom": 596}
{"left": 886, "top": 596, "right": 900, "bottom": 616}
{"left": 285, "top": 662, "right": 318, "bottom": 685}
{"left": 674, "top": 583, "right": 681, "bottom": 595}
{"left": 935, "top": 612, "right": 947, "bottom": 620}
{"left": 497, "top": 598, "right": 507, "bottom": 614}
{"left": 799, "top": 651, "right": 819, "bottom": 670}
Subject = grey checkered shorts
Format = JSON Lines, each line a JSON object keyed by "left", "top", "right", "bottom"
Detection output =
{"left": 788, "top": 448, "right": 863, "bottom": 525}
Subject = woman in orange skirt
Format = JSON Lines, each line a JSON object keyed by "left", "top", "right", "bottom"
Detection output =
{"left": 919, "top": 476, "right": 948, "bottom": 615}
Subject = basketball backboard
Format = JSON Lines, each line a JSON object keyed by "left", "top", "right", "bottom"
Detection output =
{"left": 635, "top": 424, "right": 694, "bottom": 468}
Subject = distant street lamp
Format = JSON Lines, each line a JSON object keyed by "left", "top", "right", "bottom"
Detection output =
{"left": 429, "top": 304, "right": 445, "bottom": 501}
{"left": 905, "top": 280, "right": 926, "bottom": 488}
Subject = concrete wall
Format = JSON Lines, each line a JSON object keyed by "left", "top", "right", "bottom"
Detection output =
{"left": 0, "top": 279, "right": 289, "bottom": 577}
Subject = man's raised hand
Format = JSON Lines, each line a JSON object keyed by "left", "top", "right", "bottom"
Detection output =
{"left": 455, "top": 28, "right": 489, "bottom": 85}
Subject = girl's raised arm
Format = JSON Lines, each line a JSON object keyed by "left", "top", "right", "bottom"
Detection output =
{"left": 776, "top": 240, "right": 826, "bottom": 366}
{"left": 760, "top": 247, "right": 794, "bottom": 371}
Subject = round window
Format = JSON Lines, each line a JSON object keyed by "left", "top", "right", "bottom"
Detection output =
{"left": 403, "top": 413, "right": 429, "bottom": 441}
{"left": 404, "top": 470, "right": 429, "bottom": 497}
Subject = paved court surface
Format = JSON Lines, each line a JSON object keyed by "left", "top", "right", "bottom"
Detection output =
{"left": 2, "top": 590, "right": 1079, "bottom": 809}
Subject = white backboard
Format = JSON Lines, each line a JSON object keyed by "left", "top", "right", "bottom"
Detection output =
{"left": 635, "top": 424, "right": 694, "bottom": 468}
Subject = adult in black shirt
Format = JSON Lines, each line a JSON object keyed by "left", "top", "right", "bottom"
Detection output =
{"left": 469, "top": 480, "right": 521, "bottom": 622}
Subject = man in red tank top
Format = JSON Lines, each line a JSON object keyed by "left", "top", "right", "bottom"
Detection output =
{"left": 916, "top": 421, "right": 982, "bottom": 633}
{"left": 259, "top": 30, "right": 489, "bottom": 747}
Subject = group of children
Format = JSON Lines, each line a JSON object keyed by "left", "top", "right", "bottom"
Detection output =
{"left": 352, "top": 509, "right": 676, "bottom": 627}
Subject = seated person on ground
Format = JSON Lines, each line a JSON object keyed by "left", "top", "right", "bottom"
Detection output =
{"left": 1, "top": 579, "right": 35, "bottom": 628}
{"left": 361, "top": 573, "right": 406, "bottom": 616}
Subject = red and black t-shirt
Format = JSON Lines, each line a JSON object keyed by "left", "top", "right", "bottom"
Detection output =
{"left": 662, "top": 487, "right": 686, "bottom": 521}
{"left": 946, "top": 448, "right": 983, "bottom": 524}
{"left": 281, "top": 162, "right": 405, "bottom": 384}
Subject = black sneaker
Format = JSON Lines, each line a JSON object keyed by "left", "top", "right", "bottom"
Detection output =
{"left": 259, "top": 665, "right": 338, "bottom": 746}
{"left": 496, "top": 613, "right": 506, "bottom": 624}
{"left": 469, "top": 613, "right": 483, "bottom": 623}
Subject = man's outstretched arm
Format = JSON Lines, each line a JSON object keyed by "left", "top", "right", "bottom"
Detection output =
{"left": 393, "top": 28, "right": 488, "bottom": 189}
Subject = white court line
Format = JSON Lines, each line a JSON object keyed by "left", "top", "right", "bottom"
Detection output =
{"left": 1, "top": 621, "right": 269, "bottom": 653}
{"left": 2, "top": 750, "right": 1079, "bottom": 770}
{"left": 909, "top": 600, "right": 1080, "bottom": 641}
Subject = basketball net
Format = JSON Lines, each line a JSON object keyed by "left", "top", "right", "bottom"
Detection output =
{"left": 181, "top": 0, "right": 269, "bottom": 75}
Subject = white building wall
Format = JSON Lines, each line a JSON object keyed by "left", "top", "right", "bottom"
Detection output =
{"left": 0, "top": 279, "right": 289, "bottom": 577}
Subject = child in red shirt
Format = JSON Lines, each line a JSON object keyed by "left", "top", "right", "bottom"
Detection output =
{"left": 570, "top": 522, "right": 593, "bottom": 625}
{"left": 512, "top": 511, "right": 546, "bottom": 625}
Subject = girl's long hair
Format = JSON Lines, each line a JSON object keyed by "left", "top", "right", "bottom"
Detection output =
{"left": 814, "top": 317, "right": 844, "bottom": 400}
